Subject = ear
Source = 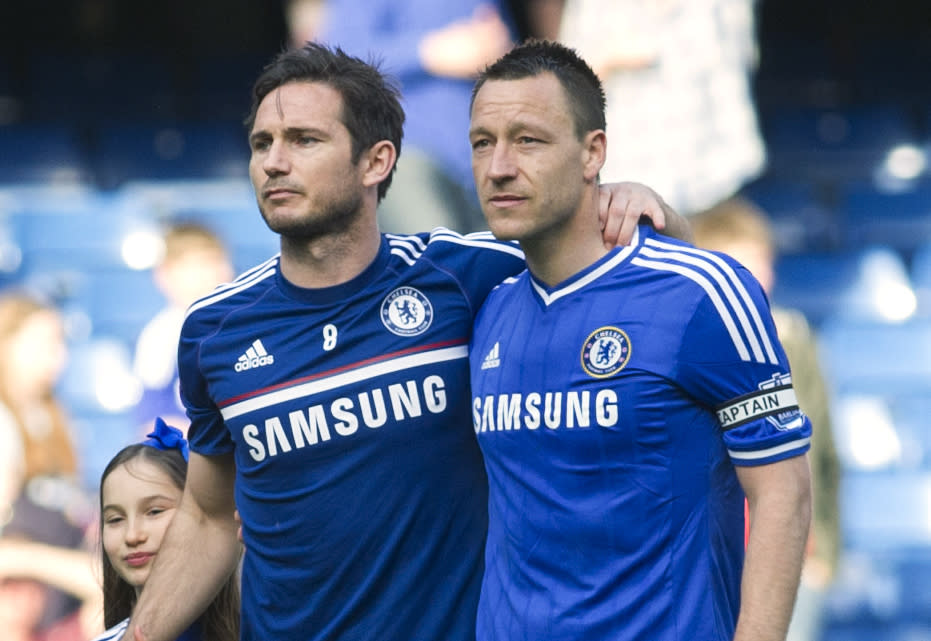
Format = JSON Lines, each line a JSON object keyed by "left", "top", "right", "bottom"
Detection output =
{"left": 581, "top": 130, "right": 606, "bottom": 182}
{"left": 361, "top": 140, "right": 397, "bottom": 190}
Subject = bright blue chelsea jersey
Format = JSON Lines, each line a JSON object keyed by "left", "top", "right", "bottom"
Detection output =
{"left": 179, "top": 229, "right": 524, "bottom": 641}
{"left": 470, "top": 226, "right": 811, "bottom": 641}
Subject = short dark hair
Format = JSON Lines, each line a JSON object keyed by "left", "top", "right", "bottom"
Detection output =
{"left": 245, "top": 42, "right": 405, "bottom": 202}
{"left": 472, "top": 39, "right": 606, "bottom": 140}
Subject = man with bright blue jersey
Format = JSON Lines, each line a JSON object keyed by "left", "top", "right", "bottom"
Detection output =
{"left": 125, "top": 43, "right": 687, "bottom": 641}
{"left": 468, "top": 40, "right": 812, "bottom": 641}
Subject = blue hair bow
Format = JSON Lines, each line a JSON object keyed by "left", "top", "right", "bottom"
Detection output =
{"left": 142, "top": 417, "right": 190, "bottom": 461}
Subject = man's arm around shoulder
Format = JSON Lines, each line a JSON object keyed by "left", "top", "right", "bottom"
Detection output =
{"left": 130, "top": 451, "right": 241, "bottom": 641}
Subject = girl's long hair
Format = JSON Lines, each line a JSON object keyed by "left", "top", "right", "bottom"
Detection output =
{"left": 99, "top": 444, "right": 240, "bottom": 640}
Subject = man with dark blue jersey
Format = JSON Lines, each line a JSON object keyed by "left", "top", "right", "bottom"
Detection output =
{"left": 468, "top": 40, "right": 812, "bottom": 641}
{"left": 125, "top": 43, "right": 688, "bottom": 641}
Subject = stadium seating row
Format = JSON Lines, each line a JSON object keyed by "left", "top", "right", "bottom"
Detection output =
{"left": 2, "top": 101, "right": 931, "bottom": 189}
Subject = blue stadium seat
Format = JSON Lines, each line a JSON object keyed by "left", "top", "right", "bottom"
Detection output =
{"left": 910, "top": 241, "right": 931, "bottom": 317}
{"left": 19, "top": 264, "right": 163, "bottom": 346}
{"left": 823, "top": 543, "right": 931, "bottom": 636}
{"left": 772, "top": 246, "right": 915, "bottom": 328}
{"left": 839, "top": 180, "right": 931, "bottom": 256}
{"left": 818, "top": 317, "right": 931, "bottom": 396}
{"left": 762, "top": 105, "right": 918, "bottom": 182}
{"left": 740, "top": 176, "right": 839, "bottom": 252}
{"left": 92, "top": 121, "right": 249, "bottom": 189}
{"left": 0, "top": 124, "right": 91, "bottom": 185}
{"left": 71, "top": 266, "right": 164, "bottom": 344}
{"left": 57, "top": 335, "right": 142, "bottom": 416}
{"left": 70, "top": 410, "right": 140, "bottom": 492}
{"left": 118, "top": 178, "right": 279, "bottom": 271}
{"left": 829, "top": 390, "right": 931, "bottom": 472}
{"left": 823, "top": 621, "right": 931, "bottom": 641}
{"left": 840, "top": 470, "right": 931, "bottom": 551}
{"left": 6, "top": 188, "right": 159, "bottom": 271}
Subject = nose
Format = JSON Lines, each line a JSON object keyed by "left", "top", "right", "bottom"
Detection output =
{"left": 486, "top": 142, "right": 517, "bottom": 182}
{"left": 262, "top": 139, "right": 290, "bottom": 176}
{"left": 124, "top": 517, "right": 148, "bottom": 546}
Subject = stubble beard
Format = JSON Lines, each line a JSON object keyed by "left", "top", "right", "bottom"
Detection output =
{"left": 260, "top": 188, "right": 365, "bottom": 242}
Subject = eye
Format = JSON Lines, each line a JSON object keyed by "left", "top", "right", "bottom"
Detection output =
{"left": 517, "top": 136, "right": 541, "bottom": 144}
{"left": 471, "top": 138, "right": 491, "bottom": 151}
{"left": 147, "top": 505, "right": 175, "bottom": 517}
{"left": 251, "top": 138, "right": 271, "bottom": 152}
{"left": 104, "top": 515, "right": 124, "bottom": 526}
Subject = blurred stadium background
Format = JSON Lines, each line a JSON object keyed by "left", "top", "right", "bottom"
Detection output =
{"left": 1, "top": 1, "right": 930, "bottom": 638}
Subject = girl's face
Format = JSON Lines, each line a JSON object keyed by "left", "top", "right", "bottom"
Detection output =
{"left": 8, "top": 309, "right": 67, "bottom": 395}
{"left": 101, "top": 458, "right": 183, "bottom": 594}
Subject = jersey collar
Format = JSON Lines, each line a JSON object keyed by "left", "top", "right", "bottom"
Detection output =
{"left": 275, "top": 236, "right": 392, "bottom": 306}
{"left": 529, "top": 225, "right": 643, "bottom": 306}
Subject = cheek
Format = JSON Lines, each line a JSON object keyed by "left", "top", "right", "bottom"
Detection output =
{"left": 148, "top": 514, "right": 176, "bottom": 550}
{"left": 150, "top": 522, "right": 169, "bottom": 548}
{"left": 249, "top": 158, "right": 266, "bottom": 184}
{"left": 102, "top": 528, "right": 123, "bottom": 565}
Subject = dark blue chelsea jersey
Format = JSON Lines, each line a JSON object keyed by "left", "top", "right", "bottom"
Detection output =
{"left": 180, "top": 229, "right": 525, "bottom": 640}
{"left": 470, "top": 225, "right": 811, "bottom": 641}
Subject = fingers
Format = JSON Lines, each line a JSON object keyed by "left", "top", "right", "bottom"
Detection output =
{"left": 599, "top": 188, "right": 621, "bottom": 248}
{"left": 627, "top": 182, "right": 666, "bottom": 231}
{"left": 600, "top": 181, "right": 670, "bottom": 247}
{"left": 615, "top": 197, "right": 638, "bottom": 247}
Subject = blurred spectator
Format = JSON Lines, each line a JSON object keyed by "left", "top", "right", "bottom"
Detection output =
{"left": 0, "top": 491, "right": 102, "bottom": 641}
{"left": 284, "top": 0, "right": 327, "bottom": 46}
{"left": 132, "top": 222, "right": 234, "bottom": 434}
{"left": 691, "top": 196, "right": 841, "bottom": 641}
{"left": 0, "top": 292, "right": 97, "bottom": 639}
{"left": 554, "top": 0, "right": 766, "bottom": 215}
{"left": 0, "top": 293, "right": 81, "bottom": 509}
{"left": 319, "top": 0, "right": 516, "bottom": 233}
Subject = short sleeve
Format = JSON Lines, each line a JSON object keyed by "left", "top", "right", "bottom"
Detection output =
{"left": 178, "top": 311, "right": 234, "bottom": 456}
{"left": 422, "top": 229, "right": 525, "bottom": 316}
{"left": 675, "top": 261, "right": 811, "bottom": 466}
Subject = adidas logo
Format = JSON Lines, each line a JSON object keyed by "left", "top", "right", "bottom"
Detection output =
{"left": 481, "top": 342, "right": 500, "bottom": 370}
{"left": 234, "top": 339, "right": 275, "bottom": 372}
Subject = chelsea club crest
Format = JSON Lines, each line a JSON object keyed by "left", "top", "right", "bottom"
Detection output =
{"left": 381, "top": 287, "right": 434, "bottom": 336}
{"left": 581, "top": 326, "right": 631, "bottom": 378}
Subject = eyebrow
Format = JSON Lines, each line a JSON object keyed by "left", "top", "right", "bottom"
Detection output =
{"left": 470, "top": 120, "right": 551, "bottom": 139}
{"left": 250, "top": 126, "right": 326, "bottom": 142}
{"left": 102, "top": 494, "right": 178, "bottom": 512}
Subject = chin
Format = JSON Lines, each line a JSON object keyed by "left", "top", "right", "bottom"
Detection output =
{"left": 486, "top": 222, "right": 527, "bottom": 242}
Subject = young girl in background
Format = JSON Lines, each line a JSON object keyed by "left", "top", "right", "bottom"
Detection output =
{"left": 91, "top": 418, "right": 239, "bottom": 641}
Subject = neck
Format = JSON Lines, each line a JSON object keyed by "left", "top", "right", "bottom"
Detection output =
{"left": 278, "top": 213, "right": 382, "bottom": 289}
{"left": 523, "top": 196, "right": 609, "bottom": 287}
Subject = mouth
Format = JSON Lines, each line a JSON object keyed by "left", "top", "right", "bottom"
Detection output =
{"left": 124, "top": 553, "right": 154, "bottom": 567}
{"left": 488, "top": 194, "right": 526, "bottom": 208}
{"left": 263, "top": 187, "right": 300, "bottom": 200}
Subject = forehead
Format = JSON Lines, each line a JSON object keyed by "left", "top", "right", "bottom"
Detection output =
{"left": 471, "top": 73, "right": 572, "bottom": 128}
{"left": 251, "top": 81, "right": 344, "bottom": 132}
{"left": 13, "top": 310, "right": 62, "bottom": 339}
{"left": 102, "top": 459, "right": 180, "bottom": 504}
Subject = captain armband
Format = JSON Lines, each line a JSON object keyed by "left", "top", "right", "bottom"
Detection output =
{"left": 716, "top": 384, "right": 800, "bottom": 431}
